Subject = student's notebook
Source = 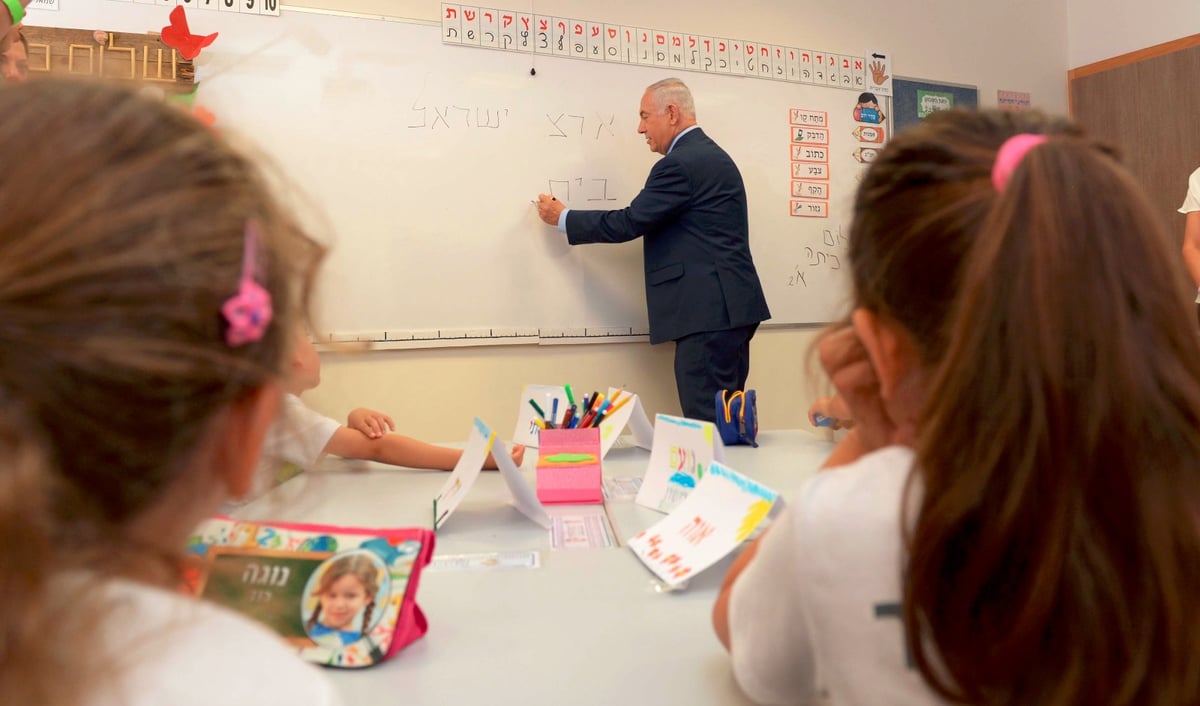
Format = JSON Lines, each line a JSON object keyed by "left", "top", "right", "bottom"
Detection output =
{"left": 186, "top": 516, "right": 435, "bottom": 668}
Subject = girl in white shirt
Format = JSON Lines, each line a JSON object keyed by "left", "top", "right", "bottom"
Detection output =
{"left": 0, "top": 79, "right": 341, "bottom": 706}
{"left": 713, "top": 109, "right": 1200, "bottom": 706}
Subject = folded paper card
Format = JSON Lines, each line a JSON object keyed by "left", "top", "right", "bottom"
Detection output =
{"left": 629, "top": 461, "right": 777, "bottom": 588}
{"left": 635, "top": 414, "right": 725, "bottom": 513}
{"left": 597, "top": 388, "right": 655, "bottom": 458}
{"left": 186, "top": 517, "right": 435, "bottom": 668}
{"left": 433, "top": 417, "right": 549, "bottom": 530}
{"left": 512, "top": 383, "right": 570, "bottom": 448}
{"left": 536, "top": 427, "right": 603, "bottom": 504}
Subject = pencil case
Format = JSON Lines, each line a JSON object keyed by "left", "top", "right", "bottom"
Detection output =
{"left": 715, "top": 389, "right": 759, "bottom": 447}
{"left": 185, "top": 516, "right": 435, "bottom": 668}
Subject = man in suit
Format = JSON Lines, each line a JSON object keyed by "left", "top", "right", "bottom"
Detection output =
{"left": 535, "top": 78, "right": 770, "bottom": 422}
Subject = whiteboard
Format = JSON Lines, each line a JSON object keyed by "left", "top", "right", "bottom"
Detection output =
{"left": 70, "top": 5, "right": 884, "bottom": 339}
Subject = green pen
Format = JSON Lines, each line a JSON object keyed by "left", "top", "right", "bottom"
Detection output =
{"left": 529, "top": 398, "right": 547, "bottom": 421}
{"left": 564, "top": 384, "right": 576, "bottom": 408}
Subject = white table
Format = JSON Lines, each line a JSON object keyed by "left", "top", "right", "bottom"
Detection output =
{"left": 231, "top": 430, "right": 835, "bottom": 706}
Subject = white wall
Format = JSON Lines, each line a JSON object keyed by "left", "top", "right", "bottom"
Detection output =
{"left": 1068, "top": 0, "right": 1199, "bottom": 68}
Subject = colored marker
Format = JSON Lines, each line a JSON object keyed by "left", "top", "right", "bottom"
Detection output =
{"left": 551, "top": 398, "right": 559, "bottom": 427}
{"left": 564, "top": 384, "right": 576, "bottom": 408}
{"left": 603, "top": 393, "right": 633, "bottom": 418}
{"left": 529, "top": 399, "right": 547, "bottom": 421}
{"left": 578, "top": 395, "right": 604, "bottom": 427}
{"left": 560, "top": 406, "right": 575, "bottom": 428}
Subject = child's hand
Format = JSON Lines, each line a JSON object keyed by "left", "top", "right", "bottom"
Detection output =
{"left": 809, "top": 395, "right": 854, "bottom": 430}
{"left": 482, "top": 444, "right": 525, "bottom": 470}
{"left": 347, "top": 408, "right": 395, "bottom": 439}
{"left": 818, "top": 325, "right": 896, "bottom": 452}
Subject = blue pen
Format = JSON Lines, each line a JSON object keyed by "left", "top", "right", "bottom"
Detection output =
{"left": 812, "top": 413, "right": 835, "bottom": 428}
{"left": 551, "top": 398, "right": 559, "bottom": 428}
{"left": 567, "top": 404, "right": 580, "bottom": 428}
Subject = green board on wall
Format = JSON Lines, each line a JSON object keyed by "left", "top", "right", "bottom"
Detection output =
{"left": 893, "top": 77, "right": 979, "bottom": 136}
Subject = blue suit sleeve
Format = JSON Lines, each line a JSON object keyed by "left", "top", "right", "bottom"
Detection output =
{"left": 565, "top": 158, "right": 690, "bottom": 245}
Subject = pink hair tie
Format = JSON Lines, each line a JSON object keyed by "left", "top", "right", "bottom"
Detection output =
{"left": 991, "top": 133, "right": 1048, "bottom": 192}
{"left": 221, "top": 222, "right": 273, "bottom": 347}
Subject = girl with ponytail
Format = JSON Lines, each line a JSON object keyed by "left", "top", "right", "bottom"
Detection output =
{"left": 713, "top": 109, "right": 1200, "bottom": 706}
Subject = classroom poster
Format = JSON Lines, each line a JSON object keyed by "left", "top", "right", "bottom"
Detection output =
{"left": 635, "top": 414, "right": 725, "bottom": 513}
{"left": 629, "top": 462, "right": 778, "bottom": 588}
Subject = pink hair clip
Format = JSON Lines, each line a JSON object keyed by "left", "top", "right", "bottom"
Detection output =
{"left": 221, "top": 222, "right": 273, "bottom": 347}
{"left": 991, "top": 133, "right": 1048, "bottom": 192}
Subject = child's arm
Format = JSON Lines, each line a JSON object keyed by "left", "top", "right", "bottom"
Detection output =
{"left": 323, "top": 427, "right": 525, "bottom": 471}
{"left": 1182, "top": 211, "right": 1200, "bottom": 287}
{"left": 713, "top": 529, "right": 765, "bottom": 649}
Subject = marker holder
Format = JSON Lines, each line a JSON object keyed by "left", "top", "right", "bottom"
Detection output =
{"left": 535, "top": 427, "right": 603, "bottom": 504}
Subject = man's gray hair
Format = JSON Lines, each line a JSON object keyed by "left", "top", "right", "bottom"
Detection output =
{"left": 646, "top": 78, "right": 696, "bottom": 119}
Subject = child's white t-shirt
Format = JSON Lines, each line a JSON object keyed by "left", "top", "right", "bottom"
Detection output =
{"left": 1180, "top": 167, "right": 1200, "bottom": 214}
{"left": 89, "top": 577, "right": 343, "bottom": 706}
{"left": 727, "top": 445, "right": 945, "bottom": 706}
{"left": 228, "top": 394, "right": 341, "bottom": 505}
{"left": 261, "top": 393, "right": 341, "bottom": 471}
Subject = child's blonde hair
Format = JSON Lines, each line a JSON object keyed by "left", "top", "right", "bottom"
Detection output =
{"left": 0, "top": 79, "right": 325, "bottom": 703}
{"left": 307, "top": 554, "right": 382, "bottom": 639}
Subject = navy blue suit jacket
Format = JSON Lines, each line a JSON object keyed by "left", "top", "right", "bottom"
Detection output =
{"left": 565, "top": 128, "right": 771, "bottom": 344}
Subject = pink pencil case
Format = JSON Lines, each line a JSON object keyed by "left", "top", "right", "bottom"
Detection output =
{"left": 185, "top": 516, "right": 435, "bottom": 668}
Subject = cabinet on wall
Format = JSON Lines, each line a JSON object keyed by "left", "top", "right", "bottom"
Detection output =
{"left": 1070, "top": 36, "right": 1200, "bottom": 243}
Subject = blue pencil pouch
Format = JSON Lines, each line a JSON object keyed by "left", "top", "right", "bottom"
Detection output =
{"left": 715, "top": 389, "right": 759, "bottom": 448}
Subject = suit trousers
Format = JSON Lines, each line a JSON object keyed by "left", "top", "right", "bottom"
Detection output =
{"left": 673, "top": 323, "right": 759, "bottom": 423}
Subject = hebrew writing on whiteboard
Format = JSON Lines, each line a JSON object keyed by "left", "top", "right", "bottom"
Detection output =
{"left": 73, "top": 2, "right": 895, "bottom": 344}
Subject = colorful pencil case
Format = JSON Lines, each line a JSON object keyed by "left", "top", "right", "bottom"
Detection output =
{"left": 185, "top": 516, "right": 435, "bottom": 668}
{"left": 715, "top": 389, "right": 759, "bottom": 447}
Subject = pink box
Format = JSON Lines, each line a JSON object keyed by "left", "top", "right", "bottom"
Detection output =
{"left": 536, "top": 427, "right": 603, "bottom": 504}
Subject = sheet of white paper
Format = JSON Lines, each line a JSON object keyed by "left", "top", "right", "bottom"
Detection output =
{"left": 635, "top": 414, "right": 722, "bottom": 514}
{"left": 427, "top": 551, "right": 541, "bottom": 572}
{"left": 603, "top": 476, "right": 643, "bottom": 501}
{"left": 627, "top": 395, "right": 656, "bottom": 450}
{"left": 492, "top": 435, "right": 552, "bottom": 528}
{"left": 549, "top": 513, "right": 615, "bottom": 550}
{"left": 431, "top": 418, "right": 492, "bottom": 530}
{"left": 629, "top": 461, "right": 778, "bottom": 587}
{"left": 512, "top": 383, "right": 569, "bottom": 448}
